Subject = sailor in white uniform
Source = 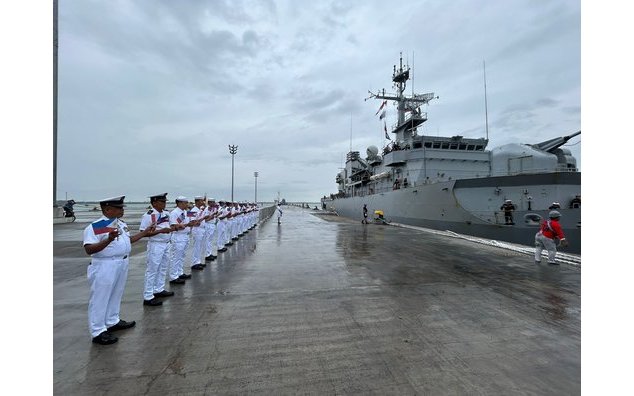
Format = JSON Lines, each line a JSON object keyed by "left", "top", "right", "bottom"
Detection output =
{"left": 83, "top": 196, "right": 153, "bottom": 345}
{"left": 168, "top": 196, "right": 193, "bottom": 283}
{"left": 139, "top": 193, "right": 174, "bottom": 306}
{"left": 216, "top": 200, "right": 229, "bottom": 251}
{"left": 204, "top": 198, "right": 218, "bottom": 263}
{"left": 189, "top": 196, "right": 207, "bottom": 270}
{"left": 276, "top": 203, "right": 283, "bottom": 224}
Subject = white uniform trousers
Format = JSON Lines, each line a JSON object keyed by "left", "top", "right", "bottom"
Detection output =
{"left": 535, "top": 232, "right": 558, "bottom": 263}
{"left": 87, "top": 257, "right": 128, "bottom": 337}
{"left": 239, "top": 216, "right": 246, "bottom": 234}
{"left": 205, "top": 223, "right": 217, "bottom": 256}
{"left": 230, "top": 219, "right": 238, "bottom": 240}
{"left": 216, "top": 221, "right": 227, "bottom": 249}
{"left": 170, "top": 235, "right": 189, "bottom": 280}
{"left": 143, "top": 241, "right": 171, "bottom": 300}
{"left": 225, "top": 219, "right": 233, "bottom": 242}
{"left": 190, "top": 229, "right": 205, "bottom": 265}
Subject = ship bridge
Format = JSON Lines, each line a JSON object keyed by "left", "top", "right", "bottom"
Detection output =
{"left": 414, "top": 135, "right": 488, "bottom": 151}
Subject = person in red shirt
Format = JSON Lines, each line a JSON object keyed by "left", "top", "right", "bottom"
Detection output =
{"left": 534, "top": 210, "right": 568, "bottom": 265}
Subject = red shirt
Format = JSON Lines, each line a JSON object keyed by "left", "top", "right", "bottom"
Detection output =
{"left": 540, "top": 219, "right": 565, "bottom": 240}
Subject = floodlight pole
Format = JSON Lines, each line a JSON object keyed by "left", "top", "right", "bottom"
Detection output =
{"left": 254, "top": 171, "right": 258, "bottom": 205}
{"left": 229, "top": 145, "right": 238, "bottom": 202}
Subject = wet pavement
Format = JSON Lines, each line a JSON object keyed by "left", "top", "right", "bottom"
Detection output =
{"left": 54, "top": 206, "right": 580, "bottom": 394}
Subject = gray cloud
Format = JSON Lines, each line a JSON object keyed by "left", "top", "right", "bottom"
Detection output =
{"left": 56, "top": 0, "right": 581, "bottom": 202}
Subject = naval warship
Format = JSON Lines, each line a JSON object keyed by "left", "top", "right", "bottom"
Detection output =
{"left": 322, "top": 55, "right": 581, "bottom": 254}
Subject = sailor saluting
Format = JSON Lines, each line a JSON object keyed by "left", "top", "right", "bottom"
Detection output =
{"left": 83, "top": 196, "right": 154, "bottom": 345}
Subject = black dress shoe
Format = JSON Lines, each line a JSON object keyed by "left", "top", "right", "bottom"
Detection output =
{"left": 218, "top": 248, "right": 227, "bottom": 252}
{"left": 107, "top": 320, "right": 136, "bottom": 332}
{"left": 205, "top": 255, "right": 215, "bottom": 261}
{"left": 154, "top": 290, "right": 175, "bottom": 297}
{"left": 169, "top": 278, "right": 185, "bottom": 285}
{"left": 143, "top": 298, "right": 163, "bottom": 306}
{"left": 92, "top": 331, "right": 118, "bottom": 345}
{"left": 179, "top": 274, "right": 192, "bottom": 279}
{"left": 191, "top": 264, "right": 205, "bottom": 270}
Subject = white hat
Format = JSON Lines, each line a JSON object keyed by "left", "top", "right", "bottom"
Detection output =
{"left": 194, "top": 195, "right": 204, "bottom": 200}
{"left": 175, "top": 196, "right": 188, "bottom": 202}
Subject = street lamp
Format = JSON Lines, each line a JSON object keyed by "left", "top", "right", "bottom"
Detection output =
{"left": 254, "top": 171, "right": 258, "bottom": 205}
{"left": 229, "top": 145, "right": 238, "bottom": 202}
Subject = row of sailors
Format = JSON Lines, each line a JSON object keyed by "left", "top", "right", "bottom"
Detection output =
{"left": 82, "top": 194, "right": 259, "bottom": 345}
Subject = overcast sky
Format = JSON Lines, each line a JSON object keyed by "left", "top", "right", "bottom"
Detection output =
{"left": 55, "top": 0, "right": 581, "bottom": 203}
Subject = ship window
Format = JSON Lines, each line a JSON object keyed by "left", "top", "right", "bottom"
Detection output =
{"left": 433, "top": 142, "right": 441, "bottom": 149}
{"left": 449, "top": 143, "right": 458, "bottom": 149}
{"left": 459, "top": 143, "right": 467, "bottom": 150}
{"left": 467, "top": 145, "right": 475, "bottom": 151}
{"left": 441, "top": 143, "right": 449, "bottom": 149}
{"left": 413, "top": 141, "right": 422, "bottom": 148}
{"left": 424, "top": 142, "right": 432, "bottom": 148}
{"left": 475, "top": 145, "right": 483, "bottom": 150}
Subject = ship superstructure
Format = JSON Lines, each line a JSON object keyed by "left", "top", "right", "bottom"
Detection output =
{"left": 323, "top": 54, "right": 581, "bottom": 253}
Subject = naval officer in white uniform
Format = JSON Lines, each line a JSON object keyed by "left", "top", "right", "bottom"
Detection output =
{"left": 83, "top": 196, "right": 153, "bottom": 345}
{"left": 139, "top": 193, "right": 174, "bottom": 306}
{"left": 168, "top": 196, "right": 193, "bottom": 284}
{"left": 189, "top": 196, "right": 207, "bottom": 269}
{"left": 204, "top": 198, "right": 218, "bottom": 263}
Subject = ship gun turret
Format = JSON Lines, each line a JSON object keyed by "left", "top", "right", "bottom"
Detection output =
{"left": 532, "top": 130, "right": 580, "bottom": 153}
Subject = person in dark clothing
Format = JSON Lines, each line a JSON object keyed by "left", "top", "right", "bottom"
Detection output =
{"left": 569, "top": 195, "right": 581, "bottom": 208}
{"left": 63, "top": 199, "right": 76, "bottom": 217}
{"left": 500, "top": 199, "right": 516, "bottom": 225}
{"left": 362, "top": 204, "right": 368, "bottom": 224}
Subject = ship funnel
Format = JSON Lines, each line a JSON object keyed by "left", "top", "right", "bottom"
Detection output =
{"left": 532, "top": 130, "right": 580, "bottom": 153}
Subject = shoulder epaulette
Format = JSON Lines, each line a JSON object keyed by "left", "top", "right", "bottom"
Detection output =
{"left": 147, "top": 210, "right": 153, "bottom": 215}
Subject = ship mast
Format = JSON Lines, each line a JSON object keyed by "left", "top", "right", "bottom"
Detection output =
{"left": 367, "top": 52, "right": 438, "bottom": 145}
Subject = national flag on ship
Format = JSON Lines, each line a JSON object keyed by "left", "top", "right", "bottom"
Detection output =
{"left": 375, "top": 100, "right": 387, "bottom": 115}
{"left": 384, "top": 121, "right": 390, "bottom": 140}
{"left": 92, "top": 218, "right": 117, "bottom": 235}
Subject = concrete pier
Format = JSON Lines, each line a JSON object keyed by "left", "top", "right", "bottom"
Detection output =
{"left": 54, "top": 206, "right": 580, "bottom": 394}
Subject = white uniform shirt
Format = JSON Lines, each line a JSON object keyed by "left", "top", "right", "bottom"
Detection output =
{"left": 202, "top": 205, "right": 211, "bottom": 225}
{"left": 169, "top": 207, "right": 190, "bottom": 236}
{"left": 140, "top": 208, "right": 171, "bottom": 242}
{"left": 83, "top": 216, "right": 131, "bottom": 258}
{"left": 190, "top": 205, "right": 205, "bottom": 226}
{"left": 208, "top": 206, "right": 218, "bottom": 224}
{"left": 218, "top": 206, "right": 228, "bottom": 221}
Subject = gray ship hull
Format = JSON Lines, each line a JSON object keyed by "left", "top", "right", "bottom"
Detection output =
{"left": 324, "top": 172, "right": 581, "bottom": 254}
